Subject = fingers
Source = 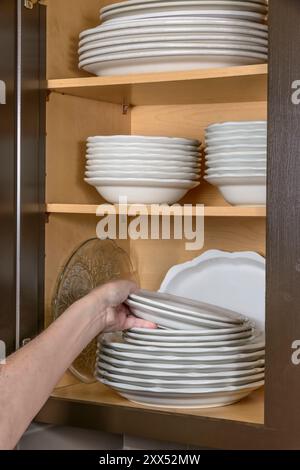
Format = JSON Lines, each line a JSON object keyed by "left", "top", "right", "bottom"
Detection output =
{"left": 124, "top": 315, "right": 157, "bottom": 331}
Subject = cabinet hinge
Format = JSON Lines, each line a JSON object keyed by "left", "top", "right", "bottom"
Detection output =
{"left": 122, "top": 103, "right": 130, "bottom": 115}
{"left": 24, "top": 0, "right": 40, "bottom": 10}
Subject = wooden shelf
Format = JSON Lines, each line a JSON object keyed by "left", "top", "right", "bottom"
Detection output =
{"left": 47, "top": 64, "right": 268, "bottom": 106}
{"left": 46, "top": 203, "right": 266, "bottom": 218}
{"left": 36, "top": 383, "right": 266, "bottom": 449}
{"left": 50, "top": 382, "right": 264, "bottom": 425}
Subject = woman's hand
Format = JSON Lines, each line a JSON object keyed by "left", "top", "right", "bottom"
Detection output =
{"left": 84, "top": 280, "right": 156, "bottom": 333}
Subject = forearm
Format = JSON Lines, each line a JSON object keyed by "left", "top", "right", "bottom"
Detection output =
{"left": 0, "top": 295, "right": 105, "bottom": 450}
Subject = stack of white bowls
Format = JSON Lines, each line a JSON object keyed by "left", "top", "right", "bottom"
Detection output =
{"left": 79, "top": 0, "right": 268, "bottom": 76}
{"left": 204, "top": 120, "right": 267, "bottom": 205}
{"left": 84, "top": 135, "right": 201, "bottom": 204}
{"left": 95, "top": 290, "right": 265, "bottom": 409}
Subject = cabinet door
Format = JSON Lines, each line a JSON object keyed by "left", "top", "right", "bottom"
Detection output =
{"left": 0, "top": 0, "right": 45, "bottom": 354}
{"left": 0, "top": 0, "right": 17, "bottom": 355}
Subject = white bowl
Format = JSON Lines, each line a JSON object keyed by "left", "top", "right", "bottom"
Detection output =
{"left": 85, "top": 170, "right": 200, "bottom": 180}
{"left": 206, "top": 144, "right": 266, "bottom": 153}
{"left": 205, "top": 129, "right": 267, "bottom": 139}
{"left": 206, "top": 168, "right": 266, "bottom": 176}
{"left": 96, "top": 186, "right": 192, "bottom": 204}
{"left": 86, "top": 160, "right": 201, "bottom": 170}
{"left": 206, "top": 121, "right": 267, "bottom": 133}
{"left": 207, "top": 159, "right": 266, "bottom": 169}
{"left": 205, "top": 175, "right": 266, "bottom": 206}
{"left": 206, "top": 150, "right": 266, "bottom": 160}
{"left": 87, "top": 135, "right": 199, "bottom": 146}
{"left": 84, "top": 178, "right": 199, "bottom": 205}
{"left": 86, "top": 164, "right": 201, "bottom": 173}
{"left": 85, "top": 177, "right": 198, "bottom": 186}
{"left": 86, "top": 154, "right": 200, "bottom": 163}
{"left": 86, "top": 145, "right": 200, "bottom": 155}
{"left": 205, "top": 136, "right": 266, "bottom": 146}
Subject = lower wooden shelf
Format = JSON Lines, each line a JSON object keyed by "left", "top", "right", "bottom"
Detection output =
{"left": 46, "top": 204, "right": 266, "bottom": 218}
{"left": 35, "top": 382, "right": 266, "bottom": 448}
{"left": 50, "top": 381, "right": 264, "bottom": 425}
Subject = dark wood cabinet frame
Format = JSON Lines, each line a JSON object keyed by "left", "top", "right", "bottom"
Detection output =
{"left": 20, "top": 0, "right": 300, "bottom": 448}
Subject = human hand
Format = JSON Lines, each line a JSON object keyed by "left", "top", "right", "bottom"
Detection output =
{"left": 86, "top": 280, "right": 157, "bottom": 333}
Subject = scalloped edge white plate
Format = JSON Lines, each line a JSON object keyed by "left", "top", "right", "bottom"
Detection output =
{"left": 160, "top": 250, "right": 265, "bottom": 329}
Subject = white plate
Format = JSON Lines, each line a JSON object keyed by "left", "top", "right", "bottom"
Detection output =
{"left": 160, "top": 250, "right": 265, "bottom": 329}
{"left": 98, "top": 377, "right": 264, "bottom": 408}
{"left": 125, "top": 329, "right": 254, "bottom": 342}
{"left": 101, "top": 0, "right": 268, "bottom": 16}
{"left": 130, "top": 324, "right": 254, "bottom": 336}
{"left": 80, "top": 49, "right": 267, "bottom": 76}
{"left": 98, "top": 352, "right": 265, "bottom": 371}
{"left": 129, "top": 289, "right": 246, "bottom": 324}
{"left": 97, "top": 359, "right": 265, "bottom": 379}
{"left": 80, "top": 18, "right": 268, "bottom": 40}
{"left": 87, "top": 135, "right": 199, "bottom": 146}
{"left": 101, "top": 6, "right": 267, "bottom": 23}
{"left": 85, "top": 170, "right": 200, "bottom": 180}
{"left": 102, "top": 345, "right": 265, "bottom": 365}
{"left": 97, "top": 369, "right": 265, "bottom": 388}
{"left": 79, "top": 33, "right": 268, "bottom": 53}
{"left": 126, "top": 298, "right": 245, "bottom": 329}
{"left": 79, "top": 41, "right": 267, "bottom": 61}
{"left": 205, "top": 168, "right": 266, "bottom": 176}
{"left": 123, "top": 336, "right": 256, "bottom": 348}
{"left": 80, "top": 26, "right": 268, "bottom": 48}
{"left": 206, "top": 159, "right": 265, "bottom": 168}
{"left": 102, "top": 338, "right": 265, "bottom": 356}
{"left": 86, "top": 161, "right": 201, "bottom": 170}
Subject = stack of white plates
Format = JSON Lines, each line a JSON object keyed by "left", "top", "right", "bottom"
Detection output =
{"left": 79, "top": 0, "right": 268, "bottom": 76}
{"left": 204, "top": 121, "right": 267, "bottom": 205}
{"left": 95, "top": 289, "right": 265, "bottom": 408}
{"left": 84, "top": 135, "right": 201, "bottom": 204}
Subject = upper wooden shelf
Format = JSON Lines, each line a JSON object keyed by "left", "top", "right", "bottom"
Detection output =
{"left": 46, "top": 203, "right": 266, "bottom": 218}
{"left": 47, "top": 64, "right": 268, "bottom": 106}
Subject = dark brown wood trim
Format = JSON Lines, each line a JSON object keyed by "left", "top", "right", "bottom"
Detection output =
{"left": 265, "top": 0, "right": 300, "bottom": 431}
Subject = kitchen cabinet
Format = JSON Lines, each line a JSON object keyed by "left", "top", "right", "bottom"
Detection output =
{"left": 1, "top": 0, "right": 300, "bottom": 449}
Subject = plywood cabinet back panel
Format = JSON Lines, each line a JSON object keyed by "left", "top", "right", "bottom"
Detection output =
{"left": 46, "top": 92, "right": 131, "bottom": 204}
{"left": 46, "top": 0, "right": 121, "bottom": 79}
